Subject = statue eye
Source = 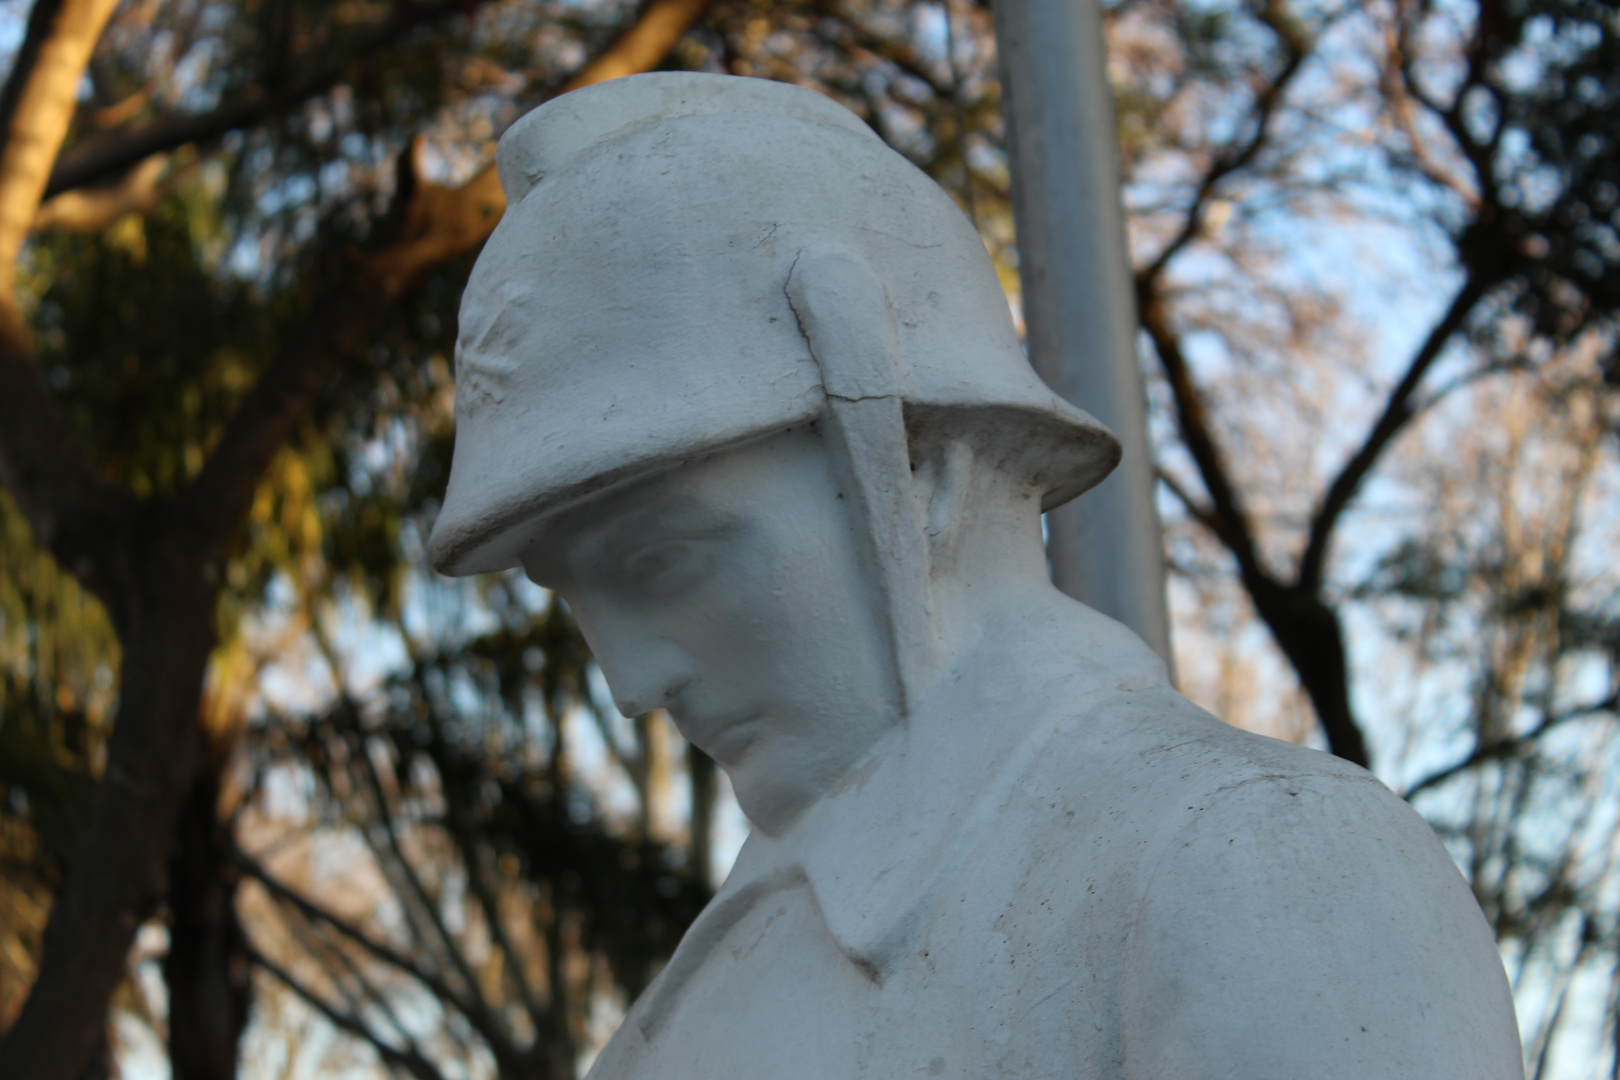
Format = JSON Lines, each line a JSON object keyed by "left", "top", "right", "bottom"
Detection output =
{"left": 621, "top": 540, "right": 706, "bottom": 596}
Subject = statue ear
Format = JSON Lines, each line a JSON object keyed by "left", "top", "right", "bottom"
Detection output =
{"left": 785, "top": 248, "right": 939, "bottom": 715}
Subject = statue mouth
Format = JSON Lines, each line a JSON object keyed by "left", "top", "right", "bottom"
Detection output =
{"left": 680, "top": 712, "right": 765, "bottom": 764}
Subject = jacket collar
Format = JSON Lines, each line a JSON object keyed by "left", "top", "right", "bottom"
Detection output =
{"left": 634, "top": 608, "right": 1168, "bottom": 1038}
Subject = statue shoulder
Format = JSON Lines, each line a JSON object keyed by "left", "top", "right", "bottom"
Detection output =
{"left": 1021, "top": 675, "right": 1380, "bottom": 826}
{"left": 1102, "top": 713, "right": 1522, "bottom": 1080}
{"left": 981, "top": 687, "right": 1522, "bottom": 1079}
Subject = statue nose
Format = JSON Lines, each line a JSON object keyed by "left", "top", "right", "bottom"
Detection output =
{"left": 587, "top": 621, "right": 694, "bottom": 719}
{"left": 610, "top": 668, "right": 691, "bottom": 721}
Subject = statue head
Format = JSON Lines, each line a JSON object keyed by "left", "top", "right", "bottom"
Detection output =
{"left": 427, "top": 73, "right": 1121, "bottom": 831}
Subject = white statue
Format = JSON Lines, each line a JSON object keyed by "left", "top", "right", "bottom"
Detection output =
{"left": 428, "top": 73, "right": 1524, "bottom": 1079}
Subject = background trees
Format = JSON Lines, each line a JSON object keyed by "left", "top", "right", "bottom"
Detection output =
{"left": 1117, "top": 3, "right": 1619, "bottom": 1070}
{"left": 0, "top": 0, "right": 1613, "bottom": 1077}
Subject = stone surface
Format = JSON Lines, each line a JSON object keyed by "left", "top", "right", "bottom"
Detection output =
{"left": 429, "top": 72, "right": 1525, "bottom": 1079}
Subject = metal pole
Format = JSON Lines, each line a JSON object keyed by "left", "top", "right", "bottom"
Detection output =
{"left": 990, "top": 0, "right": 1174, "bottom": 667}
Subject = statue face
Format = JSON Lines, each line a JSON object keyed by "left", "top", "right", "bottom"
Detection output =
{"left": 522, "top": 425, "right": 897, "bottom": 833}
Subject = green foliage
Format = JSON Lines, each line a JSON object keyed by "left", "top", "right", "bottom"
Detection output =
{"left": 0, "top": 494, "right": 118, "bottom": 1028}
{"left": 0, "top": 493, "right": 118, "bottom": 870}
{"left": 29, "top": 198, "right": 274, "bottom": 497}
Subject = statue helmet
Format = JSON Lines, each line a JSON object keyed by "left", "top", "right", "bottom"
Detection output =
{"left": 426, "top": 72, "right": 1120, "bottom": 577}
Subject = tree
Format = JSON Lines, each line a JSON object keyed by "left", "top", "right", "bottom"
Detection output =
{"left": 1124, "top": 0, "right": 1617, "bottom": 768}
{"left": 1108, "top": 0, "right": 1618, "bottom": 1068}
{"left": 0, "top": 0, "right": 719, "bottom": 1074}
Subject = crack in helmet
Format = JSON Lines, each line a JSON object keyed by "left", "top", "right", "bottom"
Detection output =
{"left": 427, "top": 72, "right": 1121, "bottom": 577}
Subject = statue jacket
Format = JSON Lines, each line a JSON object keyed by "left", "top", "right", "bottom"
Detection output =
{"left": 585, "top": 606, "right": 1523, "bottom": 1080}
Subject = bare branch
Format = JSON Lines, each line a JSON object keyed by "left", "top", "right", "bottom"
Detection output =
{"left": 1140, "top": 289, "right": 1371, "bottom": 765}
{"left": 436, "top": 782, "right": 549, "bottom": 1026}
{"left": 1137, "top": 284, "right": 1267, "bottom": 583}
{"left": 247, "top": 944, "right": 447, "bottom": 1080}
{"left": 350, "top": 734, "right": 497, "bottom": 1021}
{"left": 280, "top": 900, "right": 432, "bottom": 1062}
{"left": 1296, "top": 273, "right": 1487, "bottom": 593}
{"left": 1377, "top": 12, "right": 1480, "bottom": 210}
{"left": 234, "top": 849, "right": 474, "bottom": 1017}
{"left": 1136, "top": 4, "right": 1316, "bottom": 289}
{"left": 1155, "top": 465, "right": 1222, "bottom": 535}
{"left": 312, "top": 670, "right": 541, "bottom": 1074}
{"left": 807, "top": 6, "right": 951, "bottom": 98}
{"left": 1403, "top": 694, "right": 1619, "bottom": 801}
{"left": 1392, "top": 0, "right": 1500, "bottom": 203}
{"left": 1128, "top": 2, "right": 1327, "bottom": 587}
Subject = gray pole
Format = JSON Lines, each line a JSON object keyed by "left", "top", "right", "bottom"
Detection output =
{"left": 990, "top": 0, "right": 1173, "bottom": 666}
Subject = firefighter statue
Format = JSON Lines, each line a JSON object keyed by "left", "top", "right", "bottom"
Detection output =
{"left": 428, "top": 72, "right": 1523, "bottom": 1080}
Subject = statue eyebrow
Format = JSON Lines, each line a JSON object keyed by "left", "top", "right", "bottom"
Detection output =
{"left": 566, "top": 493, "right": 735, "bottom": 574}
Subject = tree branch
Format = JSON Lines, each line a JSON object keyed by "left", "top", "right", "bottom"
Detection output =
{"left": 178, "top": 149, "right": 503, "bottom": 562}
{"left": 1137, "top": 283, "right": 1267, "bottom": 583}
{"left": 1136, "top": 3, "right": 1315, "bottom": 289}
{"left": 180, "top": 0, "right": 722, "bottom": 560}
{"left": 0, "top": 0, "right": 120, "bottom": 291}
{"left": 435, "top": 771, "right": 549, "bottom": 1028}
{"left": 0, "top": 0, "right": 66, "bottom": 149}
{"left": 1155, "top": 465, "right": 1222, "bottom": 534}
{"left": 561, "top": 0, "right": 719, "bottom": 91}
{"left": 43, "top": 0, "right": 485, "bottom": 199}
{"left": 1433, "top": 0, "right": 1501, "bottom": 200}
{"left": 348, "top": 726, "right": 496, "bottom": 1025}
{"left": 1403, "top": 693, "right": 1618, "bottom": 801}
{"left": 246, "top": 944, "right": 447, "bottom": 1080}
{"left": 1140, "top": 267, "right": 1371, "bottom": 765}
{"left": 277, "top": 897, "right": 434, "bottom": 1064}
{"left": 33, "top": 152, "right": 179, "bottom": 231}
{"left": 1378, "top": 11, "right": 1480, "bottom": 210}
{"left": 234, "top": 849, "right": 474, "bottom": 1017}
{"left": 1296, "top": 273, "right": 1487, "bottom": 593}
{"left": 0, "top": 0, "right": 130, "bottom": 603}
{"left": 48, "top": 0, "right": 719, "bottom": 200}
{"left": 1128, "top": 3, "right": 1326, "bottom": 589}
{"left": 326, "top": 706, "right": 544, "bottom": 1075}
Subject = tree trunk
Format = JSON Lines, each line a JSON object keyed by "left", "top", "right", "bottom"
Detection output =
{"left": 164, "top": 758, "right": 251, "bottom": 1080}
{"left": 73, "top": 1029, "right": 111, "bottom": 1080}
{"left": 0, "top": 516, "right": 217, "bottom": 1080}
{"left": 0, "top": 8, "right": 727, "bottom": 1075}
{"left": 688, "top": 744, "right": 715, "bottom": 887}
{"left": 1242, "top": 574, "right": 1369, "bottom": 767}
{"left": 0, "top": 0, "right": 122, "bottom": 292}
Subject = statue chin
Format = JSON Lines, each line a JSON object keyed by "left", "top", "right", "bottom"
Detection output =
{"left": 436, "top": 71, "right": 1526, "bottom": 1080}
